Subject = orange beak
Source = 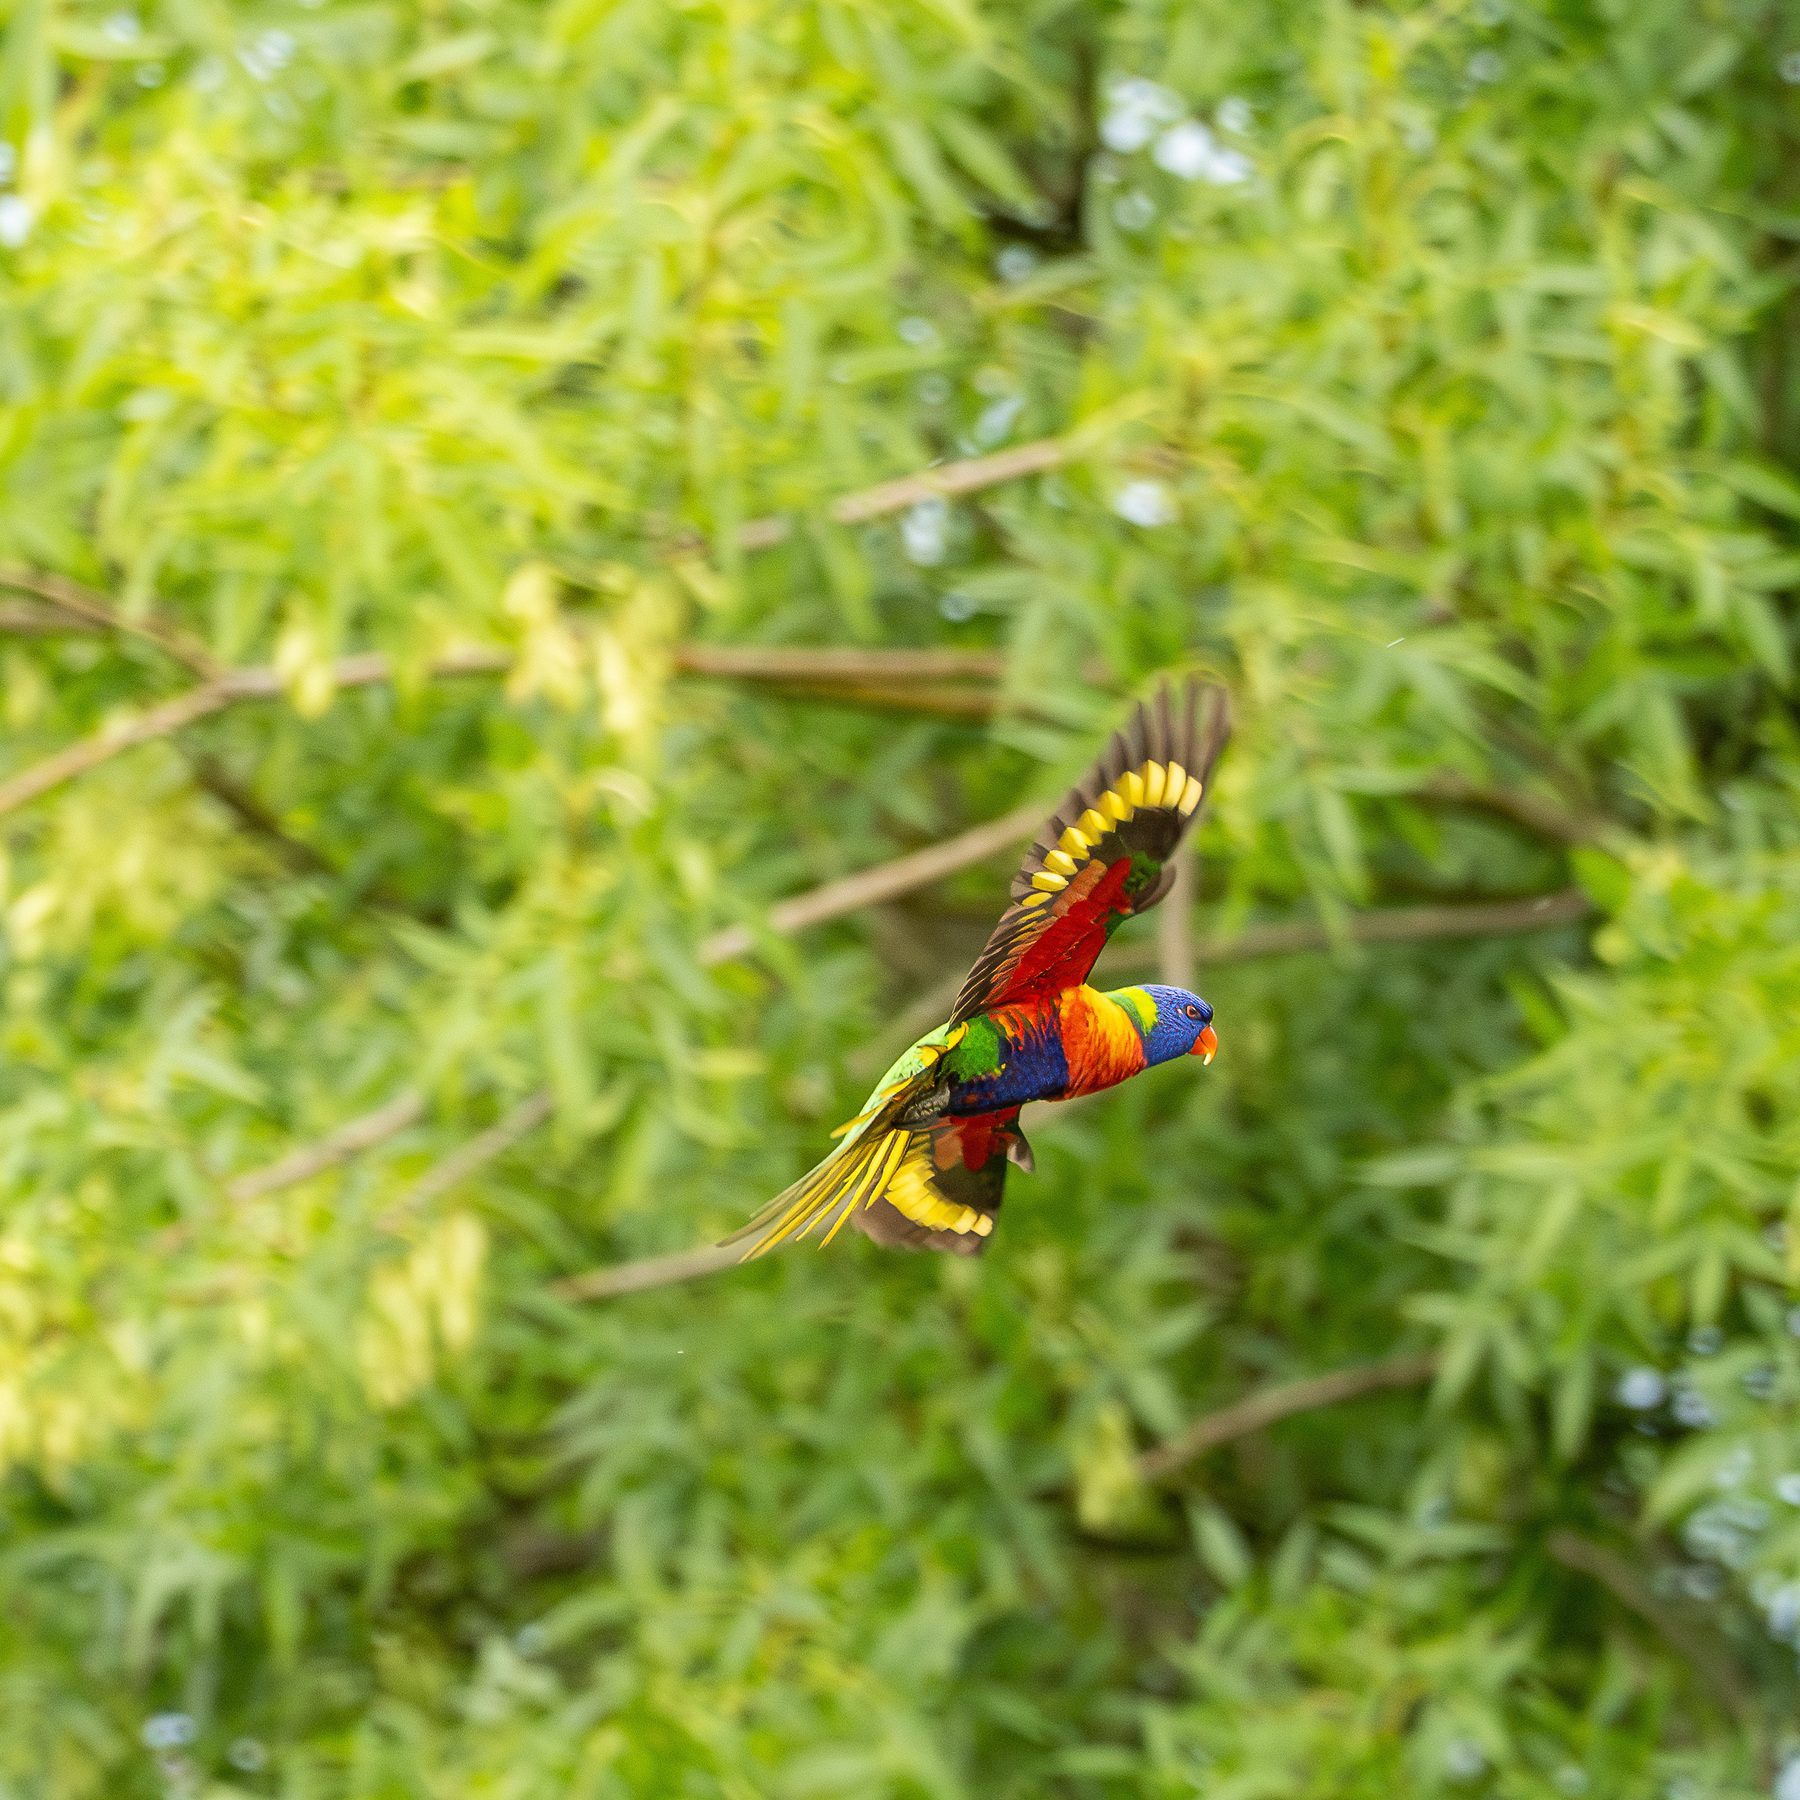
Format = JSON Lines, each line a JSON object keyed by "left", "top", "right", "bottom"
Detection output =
{"left": 1192, "top": 1024, "right": 1217, "bottom": 1064}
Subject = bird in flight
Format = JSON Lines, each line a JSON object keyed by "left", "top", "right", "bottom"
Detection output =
{"left": 728, "top": 677, "right": 1229, "bottom": 1259}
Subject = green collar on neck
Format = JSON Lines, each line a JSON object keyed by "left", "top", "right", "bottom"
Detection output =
{"left": 1105, "top": 986, "right": 1158, "bottom": 1034}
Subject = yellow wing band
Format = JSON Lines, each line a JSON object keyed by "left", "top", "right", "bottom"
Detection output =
{"left": 1025, "top": 749, "right": 1203, "bottom": 911}
{"left": 885, "top": 1141, "right": 993, "bottom": 1237}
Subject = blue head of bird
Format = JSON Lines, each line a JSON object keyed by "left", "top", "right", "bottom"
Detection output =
{"left": 1130, "top": 984, "right": 1217, "bottom": 1066}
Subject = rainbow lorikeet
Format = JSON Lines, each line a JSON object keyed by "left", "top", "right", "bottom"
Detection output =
{"left": 729, "top": 677, "right": 1229, "bottom": 1259}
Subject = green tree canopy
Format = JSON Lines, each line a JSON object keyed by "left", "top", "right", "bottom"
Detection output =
{"left": 1, "top": 0, "right": 1798, "bottom": 1793}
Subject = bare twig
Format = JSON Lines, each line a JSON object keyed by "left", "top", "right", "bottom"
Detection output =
{"left": 1420, "top": 772, "right": 1603, "bottom": 848}
{"left": 1157, "top": 844, "right": 1196, "bottom": 991}
{"left": 1176, "top": 887, "right": 1595, "bottom": 964}
{"left": 222, "top": 1086, "right": 552, "bottom": 1222}
{"left": 734, "top": 436, "right": 1068, "bottom": 549}
{"left": 191, "top": 756, "right": 337, "bottom": 876}
{"left": 696, "top": 800, "right": 1046, "bottom": 966}
{"left": 674, "top": 646, "right": 1005, "bottom": 683}
{"left": 502, "top": 1525, "right": 607, "bottom": 1579}
{"left": 0, "top": 601, "right": 98, "bottom": 635}
{"left": 1547, "top": 1530, "right": 1753, "bottom": 1725}
{"left": 225, "top": 1090, "right": 426, "bottom": 1204}
{"left": 708, "top": 680, "right": 1005, "bottom": 719}
{"left": 379, "top": 1088, "right": 555, "bottom": 1228}
{"left": 1136, "top": 1352, "right": 1439, "bottom": 1483}
{"left": 549, "top": 1242, "right": 744, "bottom": 1302}
{"left": 0, "top": 684, "right": 242, "bottom": 819}
{"left": 0, "top": 566, "right": 220, "bottom": 677}
{"left": 0, "top": 649, "right": 507, "bottom": 822}
{"left": 0, "top": 641, "right": 1004, "bottom": 825}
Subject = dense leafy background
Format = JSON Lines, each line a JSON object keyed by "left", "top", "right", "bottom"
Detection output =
{"left": 1, "top": 0, "right": 1799, "bottom": 1793}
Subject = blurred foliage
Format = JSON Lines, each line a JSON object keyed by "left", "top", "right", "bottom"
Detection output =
{"left": 0, "top": 0, "right": 1798, "bottom": 1793}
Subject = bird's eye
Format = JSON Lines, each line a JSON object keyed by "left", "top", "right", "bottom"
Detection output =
{"left": 1185, "top": 1004, "right": 1200, "bottom": 1019}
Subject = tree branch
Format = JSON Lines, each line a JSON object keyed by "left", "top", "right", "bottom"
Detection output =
{"left": 190, "top": 755, "right": 338, "bottom": 877}
{"left": 1418, "top": 772, "right": 1605, "bottom": 848}
{"left": 674, "top": 646, "right": 1004, "bottom": 683}
{"left": 0, "top": 650, "right": 501, "bottom": 822}
{"left": 1181, "top": 887, "right": 1595, "bottom": 963}
{"left": 378, "top": 1089, "right": 555, "bottom": 1229}
{"left": 1546, "top": 1530, "right": 1753, "bottom": 1725}
{"left": 0, "top": 566, "right": 220, "bottom": 677}
{"left": 1157, "top": 844, "right": 1196, "bottom": 990}
{"left": 0, "top": 683, "right": 242, "bottom": 819}
{"left": 0, "top": 600, "right": 98, "bottom": 635}
{"left": 549, "top": 1242, "right": 744, "bottom": 1302}
{"left": 0, "top": 641, "right": 1009, "bottom": 824}
{"left": 733, "top": 436, "right": 1068, "bottom": 549}
{"left": 1135, "top": 1352, "right": 1439, "bottom": 1483}
{"left": 702, "top": 679, "right": 1005, "bottom": 719}
{"left": 222, "top": 1087, "right": 553, "bottom": 1223}
{"left": 696, "top": 800, "right": 1047, "bottom": 966}
{"left": 225, "top": 1089, "right": 426, "bottom": 1204}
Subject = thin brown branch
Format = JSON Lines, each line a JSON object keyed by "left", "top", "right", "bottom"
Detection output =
{"left": 673, "top": 646, "right": 1005, "bottom": 683}
{"left": 502, "top": 1525, "right": 607, "bottom": 1580}
{"left": 379, "top": 1088, "right": 554, "bottom": 1229}
{"left": 696, "top": 800, "right": 1047, "bottom": 966}
{"left": 191, "top": 756, "right": 336, "bottom": 876}
{"left": 734, "top": 436, "right": 1068, "bottom": 549}
{"left": 0, "top": 566, "right": 220, "bottom": 677}
{"left": 0, "top": 600, "right": 98, "bottom": 635}
{"left": 1547, "top": 1530, "right": 1753, "bottom": 1725}
{"left": 0, "top": 684, "right": 241, "bottom": 819}
{"left": 0, "top": 642, "right": 999, "bottom": 825}
{"left": 1135, "top": 1352, "right": 1439, "bottom": 1483}
{"left": 222, "top": 1085, "right": 551, "bottom": 1224}
{"left": 0, "top": 650, "right": 507, "bottom": 822}
{"left": 1179, "top": 887, "right": 1595, "bottom": 965}
{"left": 549, "top": 1242, "right": 745, "bottom": 1302}
{"left": 709, "top": 680, "right": 1004, "bottom": 719}
{"left": 225, "top": 1090, "right": 426, "bottom": 1204}
{"left": 1157, "top": 844, "right": 1196, "bottom": 990}
{"left": 1419, "top": 772, "right": 1604, "bottom": 848}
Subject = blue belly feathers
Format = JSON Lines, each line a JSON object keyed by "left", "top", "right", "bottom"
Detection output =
{"left": 947, "top": 1014, "right": 1070, "bottom": 1114}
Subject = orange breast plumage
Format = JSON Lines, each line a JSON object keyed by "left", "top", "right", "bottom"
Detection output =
{"left": 1056, "top": 986, "right": 1150, "bottom": 1097}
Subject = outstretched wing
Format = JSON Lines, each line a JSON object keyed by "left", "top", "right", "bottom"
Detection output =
{"left": 949, "top": 678, "right": 1229, "bottom": 1026}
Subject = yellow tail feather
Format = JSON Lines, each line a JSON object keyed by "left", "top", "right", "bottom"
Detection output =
{"left": 726, "top": 1129, "right": 910, "bottom": 1259}
{"left": 725, "top": 1124, "right": 996, "bottom": 1259}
